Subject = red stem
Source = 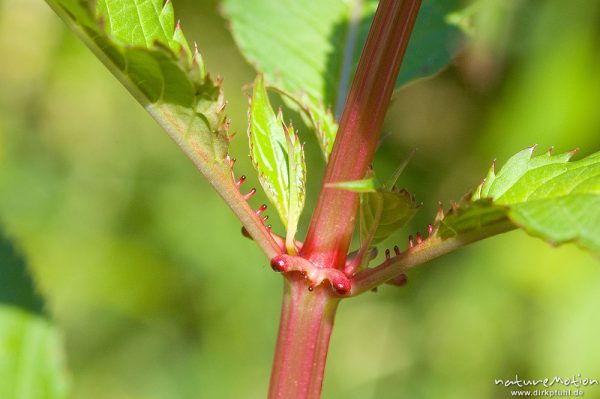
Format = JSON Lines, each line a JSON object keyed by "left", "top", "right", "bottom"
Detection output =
{"left": 301, "top": 0, "right": 422, "bottom": 270}
{"left": 268, "top": 2, "right": 422, "bottom": 397}
{"left": 268, "top": 275, "right": 340, "bottom": 399}
{"left": 350, "top": 221, "right": 515, "bottom": 295}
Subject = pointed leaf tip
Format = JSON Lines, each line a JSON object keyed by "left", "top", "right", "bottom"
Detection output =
{"left": 248, "top": 75, "right": 306, "bottom": 239}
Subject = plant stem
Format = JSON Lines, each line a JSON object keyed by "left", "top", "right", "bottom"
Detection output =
{"left": 350, "top": 221, "right": 516, "bottom": 295}
{"left": 268, "top": 275, "right": 340, "bottom": 399}
{"left": 301, "top": 0, "right": 422, "bottom": 270}
{"left": 269, "top": 2, "right": 422, "bottom": 397}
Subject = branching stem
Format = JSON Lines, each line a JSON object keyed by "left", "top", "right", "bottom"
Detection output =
{"left": 301, "top": 0, "right": 422, "bottom": 270}
{"left": 350, "top": 221, "right": 515, "bottom": 296}
{"left": 268, "top": 2, "right": 422, "bottom": 398}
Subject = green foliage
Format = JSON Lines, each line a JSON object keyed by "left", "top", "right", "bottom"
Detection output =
{"left": 329, "top": 154, "right": 419, "bottom": 247}
{"left": 437, "top": 199, "right": 508, "bottom": 239}
{"left": 0, "top": 233, "right": 69, "bottom": 398}
{"left": 223, "top": 0, "right": 464, "bottom": 158}
{"left": 327, "top": 178, "right": 377, "bottom": 193}
{"left": 361, "top": 188, "right": 419, "bottom": 246}
{"left": 248, "top": 75, "right": 306, "bottom": 237}
{"left": 0, "top": 306, "right": 70, "bottom": 399}
{"left": 328, "top": 166, "right": 419, "bottom": 247}
{"left": 5, "top": 0, "right": 600, "bottom": 397}
{"left": 96, "top": 0, "right": 193, "bottom": 59}
{"left": 45, "top": 0, "right": 230, "bottom": 175}
{"left": 0, "top": 231, "right": 44, "bottom": 315}
{"left": 439, "top": 147, "right": 600, "bottom": 253}
{"left": 45, "top": 0, "right": 286, "bottom": 258}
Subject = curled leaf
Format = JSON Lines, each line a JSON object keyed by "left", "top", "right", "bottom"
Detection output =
{"left": 333, "top": 161, "right": 420, "bottom": 248}
{"left": 248, "top": 75, "right": 306, "bottom": 241}
{"left": 361, "top": 188, "right": 419, "bottom": 246}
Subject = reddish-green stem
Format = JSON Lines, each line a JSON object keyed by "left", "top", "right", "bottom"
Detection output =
{"left": 301, "top": 0, "right": 422, "bottom": 270}
{"left": 350, "top": 221, "right": 516, "bottom": 295}
{"left": 268, "top": 275, "right": 340, "bottom": 399}
{"left": 269, "top": 2, "right": 422, "bottom": 398}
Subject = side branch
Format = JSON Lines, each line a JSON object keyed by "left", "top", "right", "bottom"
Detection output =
{"left": 349, "top": 221, "right": 515, "bottom": 296}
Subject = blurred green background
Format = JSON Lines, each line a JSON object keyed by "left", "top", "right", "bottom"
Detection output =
{"left": 1, "top": 0, "right": 600, "bottom": 398}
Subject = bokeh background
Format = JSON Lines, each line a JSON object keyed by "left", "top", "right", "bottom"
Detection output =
{"left": 1, "top": 0, "right": 600, "bottom": 398}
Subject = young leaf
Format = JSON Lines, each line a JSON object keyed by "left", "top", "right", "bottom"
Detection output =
{"left": 269, "top": 87, "right": 338, "bottom": 160}
{"left": 248, "top": 75, "right": 306, "bottom": 242}
{"left": 363, "top": 158, "right": 420, "bottom": 247}
{"left": 361, "top": 188, "right": 419, "bottom": 246}
{"left": 333, "top": 178, "right": 418, "bottom": 249}
{"left": 45, "top": 0, "right": 282, "bottom": 258}
{"left": 326, "top": 178, "right": 377, "bottom": 193}
{"left": 0, "top": 232, "right": 70, "bottom": 398}
{"left": 223, "top": 0, "right": 464, "bottom": 157}
{"left": 329, "top": 164, "right": 419, "bottom": 247}
{"left": 438, "top": 147, "right": 600, "bottom": 254}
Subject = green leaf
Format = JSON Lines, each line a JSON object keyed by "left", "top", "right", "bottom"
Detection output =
{"left": 46, "top": 0, "right": 284, "bottom": 257}
{"left": 96, "top": 0, "right": 192, "bottom": 57}
{"left": 0, "top": 306, "right": 70, "bottom": 399}
{"left": 330, "top": 162, "right": 419, "bottom": 247}
{"left": 355, "top": 156, "right": 419, "bottom": 247}
{"left": 0, "top": 231, "right": 44, "bottom": 315}
{"left": 361, "top": 188, "right": 419, "bottom": 246}
{"left": 46, "top": 0, "right": 230, "bottom": 178}
{"left": 437, "top": 199, "right": 510, "bottom": 239}
{"left": 223, "top": 0, "right": 464, "bottom": 157}
{"left": 438, "top": 147, "right": 600, "bottom": 254}
{"left": 248, "top": 75, "right": 306, "bottom": 237}
{"left": 270, "top": 87, "right": 338, "bottom": 160}
{"left": 326, "top": 178, "right": 377, "bottom": 193}
{"left": 0, "top": 232, "right": 70, "bottom": 398}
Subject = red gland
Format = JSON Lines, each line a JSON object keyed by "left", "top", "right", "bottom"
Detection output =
{"left": 427, "top": 224, "right": 433, "bottom": 236}
{"left": 270, "top": 256, "right": 288, "bottom": 272}
{"left": 256, "top": 204, "right": 267, "bottom": 215}
{"left": 333, "top": 277, "right": 351, "bottom": 295}
{"left": 244, "top": 188, "right": 257, "bottom": 200}
{"left": 408, "top": 235, "right": 414, "bottom": 248}
{"left": 241, "top": 227, "right": 252, "bottom": 239}
{"left": 236, "top": 175, "right": 246, "bottom": 187}
{"left": 385, "top": 249, "right": 391, "bottom": 260}
{"left": 393, "top": 245, "right": 400, "bottom": 256}
{"left": 389, "top": 273, "right": 408, "bottom": 287}
{"left": 416, "top": 232, "right": 423, "bottom": 244}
